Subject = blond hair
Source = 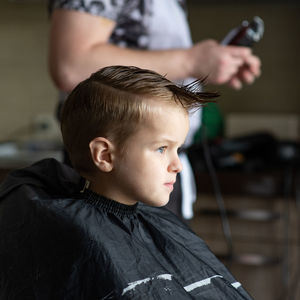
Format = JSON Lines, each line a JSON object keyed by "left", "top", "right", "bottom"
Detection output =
{"left": 61, "top": 65, "right": 218, "bottom": 174}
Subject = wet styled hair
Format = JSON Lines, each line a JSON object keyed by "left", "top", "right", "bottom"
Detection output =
{"left": 61, "top": 65, "right": 218, "bottom": 174}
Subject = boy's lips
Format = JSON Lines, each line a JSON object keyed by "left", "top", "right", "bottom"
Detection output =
{"left": 164, "top": 181, "right": 175, "bottom": 191}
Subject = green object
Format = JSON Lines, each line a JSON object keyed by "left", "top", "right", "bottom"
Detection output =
{"left": 194, "top": 102, "right": 224, "bottom": 142}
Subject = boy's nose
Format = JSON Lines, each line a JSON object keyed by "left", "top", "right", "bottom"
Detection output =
{"left": 168, "top": 155, "right": 182, "bottom": 173}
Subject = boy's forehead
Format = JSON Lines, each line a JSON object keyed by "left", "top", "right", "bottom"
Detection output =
{"left": 146, "top": 97, "right": 187, "bottom": 115}
{"left": 141, "top": 100, "right": 189, "bottom": 133}
{"left": 121, "top": 105, "right": 189, "bottom": 153}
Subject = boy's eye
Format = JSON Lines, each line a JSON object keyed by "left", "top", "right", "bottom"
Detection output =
{"left": 157, "top": 146, "right": 167, "bottom": 154}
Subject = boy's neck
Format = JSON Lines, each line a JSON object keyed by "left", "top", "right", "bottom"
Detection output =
{"left": 88, "top": 177, "right": 138, "bottom": 206}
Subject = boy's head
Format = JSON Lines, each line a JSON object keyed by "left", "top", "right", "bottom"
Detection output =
{"left": 61, "top": 65, "right": 217, "bottom": 205}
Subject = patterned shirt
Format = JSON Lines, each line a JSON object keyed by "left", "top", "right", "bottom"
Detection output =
{"left": 48, "top": 0, "right": 191, "bottom": 50}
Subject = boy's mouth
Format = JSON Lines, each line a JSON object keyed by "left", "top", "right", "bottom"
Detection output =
{"left": 164, "top": 182, "right": 175, "bottom": 191}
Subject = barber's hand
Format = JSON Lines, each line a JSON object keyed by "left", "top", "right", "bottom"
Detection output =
{"left": 187, "top": 39, "right": 261, "bottom": 89}
{"left": 227, "top": 48, "right": 261, "bottom": 89}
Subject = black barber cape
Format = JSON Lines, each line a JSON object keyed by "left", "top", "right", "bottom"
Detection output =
{"left": 0, "top": 159, "right": 252, "bottom": 299}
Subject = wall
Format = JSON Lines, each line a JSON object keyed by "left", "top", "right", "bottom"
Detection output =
{"left": 188, "top": 2, "right": 300, "bottom": 117}
{"left": 0, "top": 1, "right": 57, "bottom": 141}
{"left": 0, "top": 1, "right": 299, "bottom": 142}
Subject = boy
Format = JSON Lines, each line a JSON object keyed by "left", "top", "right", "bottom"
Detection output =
{"left": 0, "top": 66, "right": 252, "bottom": 299}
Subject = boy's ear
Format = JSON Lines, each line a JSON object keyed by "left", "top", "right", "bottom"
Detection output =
{"left": 89, "top": 137, "right": 115, "bottom": 172}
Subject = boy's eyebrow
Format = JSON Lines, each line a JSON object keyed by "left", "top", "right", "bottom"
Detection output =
{"left": 151, "top": 138, "right": 184, "bottom": 147}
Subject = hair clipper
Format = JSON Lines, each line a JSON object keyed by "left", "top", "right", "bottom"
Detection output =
{"left": 221, "top": 16, "right": 264, "bottom": 47}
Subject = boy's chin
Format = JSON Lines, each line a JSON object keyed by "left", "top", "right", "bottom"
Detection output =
{"left": 142, "top": 198, "right": 169, "bottom": 207}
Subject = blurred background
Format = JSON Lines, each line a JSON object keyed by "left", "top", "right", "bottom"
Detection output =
{"left": 0, "top": 0, "right": 299, "bottom": 299}
{"left": 1, "top": 0, "right": 299, "bottom": 163}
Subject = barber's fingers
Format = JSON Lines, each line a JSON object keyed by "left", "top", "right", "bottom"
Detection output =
{"left": 228, "top": 77, "right": 242, "bottom": 90}
{"left": 244, "top": 55, "right": 261, "bottom": 76}
{"left": 225, "top": 45, "right": 252, "bottom": 57}
{"left": 239, "top": 68, "right": 256, "bottom": 84}
{"left": 235, "top": 57, "right": 261, "bottom": 84}
{"left": 227, "top": 46, "right": 261, "bottom": 76}
{"left": 228, "top": 65, "right": 258, "bottom": 90}
{"left": 214, "top": 55, "right": 244, "bottom": 82}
